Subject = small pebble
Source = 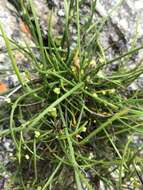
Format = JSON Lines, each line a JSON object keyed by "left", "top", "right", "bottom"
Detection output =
{"left": 58, "top": 9, "right": 65, "bottom": 17}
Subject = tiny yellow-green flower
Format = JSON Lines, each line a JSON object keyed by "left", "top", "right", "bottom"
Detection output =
{"left": 89, "top": 60, "right": 96, "bottom": 67}
{"left": 34, "top": 131, "right": 40, "bottom": 138}
{"left": 53, "top": 87, "right": 61, "bottom": 95}
{"left": 25, "top": 154, "right": 30, "bottom": 160}
{"left": 92, "top": 93, "right": 98, "bottom": 98}
{"left": 48, "top": 107, "right": 57, "bottom": 118}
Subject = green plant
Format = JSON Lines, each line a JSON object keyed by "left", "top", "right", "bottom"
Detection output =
{"left": 0, "top": 0, "right": 143, "bottom": 189}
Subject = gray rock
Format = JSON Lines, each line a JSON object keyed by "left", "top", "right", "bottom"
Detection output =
{"left": 95, "top": 0, "right": 143, "bottom": 90}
